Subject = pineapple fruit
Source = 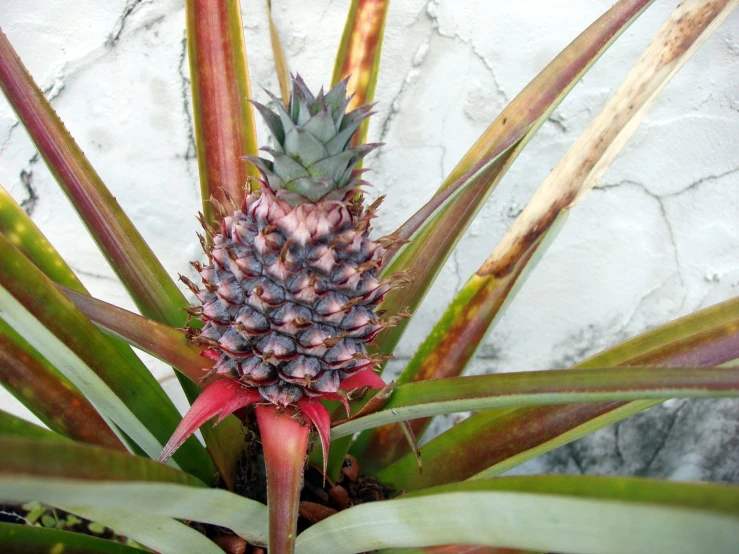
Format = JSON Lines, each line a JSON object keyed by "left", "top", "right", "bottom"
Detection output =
{"left": 165, "top": 75, "right": 405, "bottom": 458}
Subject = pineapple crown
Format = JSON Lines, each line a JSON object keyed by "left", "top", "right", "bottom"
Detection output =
{"left": 247, "top": 75, "right": 379, "bottom": 205}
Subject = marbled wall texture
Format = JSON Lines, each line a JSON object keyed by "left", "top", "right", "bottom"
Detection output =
{"left": 1, "top": 1, "right": 737, "bottom": 480}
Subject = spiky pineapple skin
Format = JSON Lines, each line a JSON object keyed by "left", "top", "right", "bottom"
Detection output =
{"left": 189, "top": 188, "right": 394, "bottom": 406}
{"left": 183, "top": 76, "right": 408, "bottom": 407}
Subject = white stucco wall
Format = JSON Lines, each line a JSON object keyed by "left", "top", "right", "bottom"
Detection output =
{"left": 0, "top": 1, "right": 737, "bottom": 478}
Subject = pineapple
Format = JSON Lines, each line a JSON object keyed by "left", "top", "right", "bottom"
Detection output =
{"left": 180, "top": 75, "right": 405, "bottom": 410}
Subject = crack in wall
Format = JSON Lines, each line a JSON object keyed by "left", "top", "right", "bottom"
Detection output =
{"left": 613, "top": 422, "right": 625, "bottom": 466}
{"left": 0, "top": 121, "right": 20, "bottom": 156}
{"left": 663, "top": 166, "right": 739, "bottom": 199}
{"left": 69, "top": 265, "right": 119, "bottom": 283}
{"left": 19, "top": 153, "right": 40, "bottom": 216}
{"left": 0, "top": 81, "right": 65, "bottom": 158}
{"left": 547, "top": 114, "right": 568, "bottom": 133}
{"left": 451, "top": 249, "right": 463, "bottom": 294}
{"left": 424, "top": 0, "right": 507, "bottom": 105}
{"left": 598, "top": 166, "right": 739, "bottom": 297}
{"left": 567, "top": 443, "right": 585, "bottom": 474}
{"left": 638, "top": 401, "right": 685, "bottom": 476}
{"left": 107, "top": 0, "right": 145, "bottom": 47}
{"left": 177, "top": 35, "right": 199, "bottom": 195}
{"left": 596, "top": 179, "right": 695, "bottom": 326}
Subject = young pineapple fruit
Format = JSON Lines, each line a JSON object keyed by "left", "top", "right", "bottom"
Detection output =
{"left": 183, "top": 76, "right": 406, "bottom": 408}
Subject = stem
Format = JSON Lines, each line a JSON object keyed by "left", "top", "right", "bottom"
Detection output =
{"left": 256, "top": 405, "right": 310, "bottom": 554}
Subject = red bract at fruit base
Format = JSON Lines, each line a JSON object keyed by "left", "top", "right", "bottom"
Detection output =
{"left": 0, "top": 1, "right": 738, "bottom": 554}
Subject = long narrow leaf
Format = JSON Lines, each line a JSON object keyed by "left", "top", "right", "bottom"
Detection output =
{"left": 382, "top": 296, "right": 739, "bottom": 489}
{"left": 0, "top": 522, "right": 145, "bottom": 554}
{"left": 390, "top": 546, "right": 536, "bottom": 554}
{"left": 266, "top": 0, "right": 290, "bottom": 104}
{"left": 0, "top": 438, "right": 269, "bottom": 547}
{"left": 182, "top": 3, "right": 263, "bottom": 481}
{"left": 295, "top": 476, "right": 739, "bottom": 554}
{"left": 257, "top": 406, "right": 311, "bottom": 554}
{"left": 0, "top": 409, "right": 66, "bottom": 442}
{"left": 373, "top": 0, "right": 652, "bottom": 361}
{"left": 186, "top": 0, "right": 259, "bottom": 222}
{"left": 60, "top": 506, "right": 220, "bottom": 554}
{"left": 0, "top": 235, "right": 214, "bottom": 479}
{"left": 333, "top": 365, "right": 739, "bottom": 440}
{"left": 350, "top": 0, "right": 653, "bottom": 469}
{"left": 331, "top": 0, "right": 391, "bottom": 148}
{"left": 0, "top": 184, "right": 85, "bottom": 293}
{"left": 60, "top": 286, "right": 211, "bottom": 384}
{"left": 0, "top": 319, "right": 125, "bottom": 450}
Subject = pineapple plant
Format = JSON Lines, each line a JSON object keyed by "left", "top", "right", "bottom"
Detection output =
{"left": 157, "top": 76, "right": 402, "bottom": 476}
{"left": 180, "top": 76, "right": 394, "bottom": 408}
{"left": 0, "top": 1, "right": 738, "bottom": 553}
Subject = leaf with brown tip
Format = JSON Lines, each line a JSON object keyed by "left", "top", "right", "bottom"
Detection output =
{"left": 266, "top": 0, "right": 291, "bottom": 104}
{"left": 373, "top": 0, "right": 653, "bottom": 361}
{"left": 331, "top": 0, "right": 391, "bottom": 148}
{"left": 358, "top": 0, "right": 735, "bottom": 469}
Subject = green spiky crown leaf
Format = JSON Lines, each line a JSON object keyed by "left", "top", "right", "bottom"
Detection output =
{"left": 247, "top": 75, "right": 378, "bottom": 204}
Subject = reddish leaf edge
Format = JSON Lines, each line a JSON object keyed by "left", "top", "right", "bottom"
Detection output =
{"left": 256, "top": 404, "right": 310, "bottom": 554}
{"left": 157, "top": 369, "right": 385, "bottom": 477}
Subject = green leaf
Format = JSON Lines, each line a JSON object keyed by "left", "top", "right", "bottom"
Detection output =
{"left": 0, "top": 235, "right": 213, "bottom": 479}
{"left": 0, "top": 522, "right": 145, "bottom": 554}
{"left": 57, "top": 286, "right": 245, "bottom": 489}
{"left": 0, "top": 438, "right": 269, "bottom": 548}
{"left": 60, "top": 286, "right": 211, "bottom": 384}
{"left": 0, "top": 318, "right": 126, "bottom": 450}
{"left": 63, "top": 506, "right": 220, "bottom": 554}
{"left": 295, "top": 476, "right": 739, "bottom": 554}
{"left": 331, "top": 0, "right": 391, "bottom": 149}
{"left": 0, "top": 409, "right": 66, "bottom": 442}
{"left": 372, "top": 0, "right": 652, "bottom": 363}
{"left": 382, "top": 296, "right": 739, "bottom": 489}
{"left": 0, "top": 185, "right": 85, "bottom": 293}
{"left": 380, "top": 545, "right": 537, "bottom": 554}
{"left": 186, "top": 0, "right": 260, "bottom": 221}
{"left": 334, "top": 365, "right": 739, "bottom": 440}
{"left": 380, "top": 546, "right": 536, "bottom": 554}
{"left": 266, "top": 0, "right": 291, "bottom": 104}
